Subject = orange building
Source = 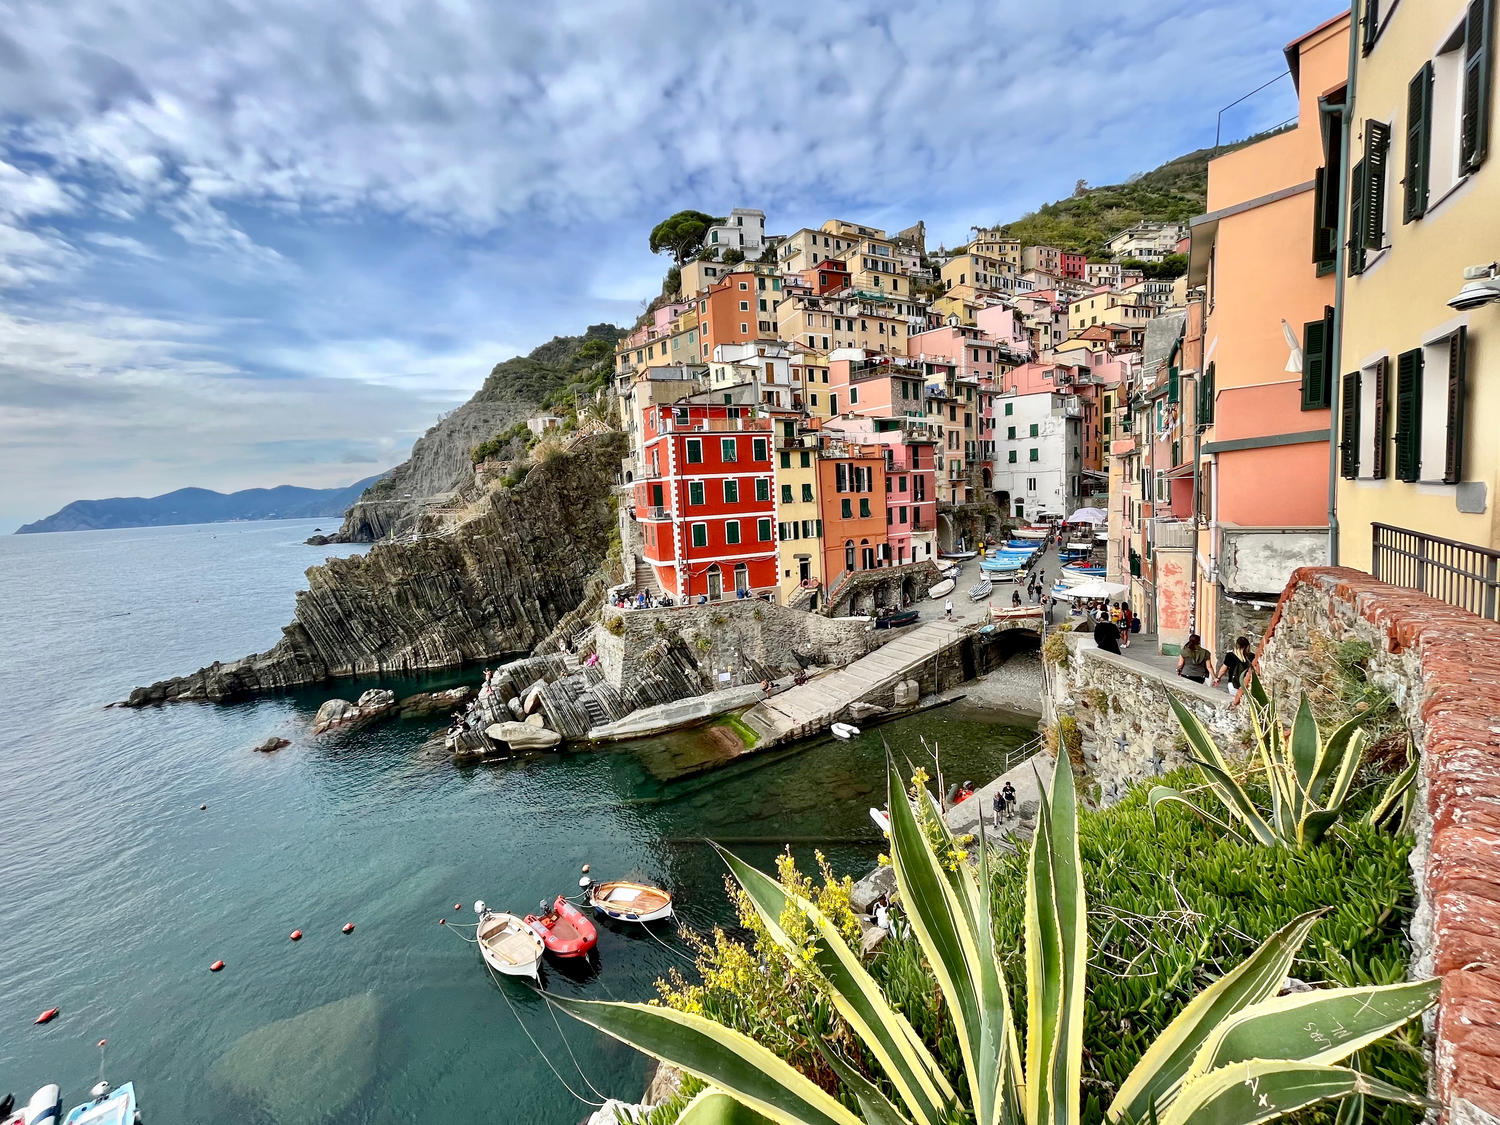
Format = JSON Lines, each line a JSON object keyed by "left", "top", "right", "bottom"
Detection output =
{"left": 1184, "top": 11, "right": 1348, "bottom": 652}
{"left": 817, "top": 439, "right": 889, "bottom": 582}
{"left": 694, "top": 269, "right": 782, "bottom": 360}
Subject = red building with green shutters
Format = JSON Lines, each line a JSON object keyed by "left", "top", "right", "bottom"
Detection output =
{"left": 634, "top": 402, "right": 778, "bottom": 599}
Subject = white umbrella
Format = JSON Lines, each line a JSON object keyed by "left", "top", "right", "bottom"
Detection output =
{"left": 1053, "top": 579, "right": 1128, "bottom": 600}
{"left": 1068, "top": 507, "right": 1107, "bottom": 524}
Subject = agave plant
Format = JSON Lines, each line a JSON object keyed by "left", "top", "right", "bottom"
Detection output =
{"left": 550, "top": 754, "right": 1436, "bottom": 1125}
{"left": 1151, "top": 673, "right": 1413, "bottom": 847}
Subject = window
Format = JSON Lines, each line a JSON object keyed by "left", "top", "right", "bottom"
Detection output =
{"left": 755, "top": 477, "right": 770, "bottom": 502}
{"left": 723, "top": 479, "right": 739, "bottom": 503}
{"left": 1007, "top": 425, "right": 1016, "bottom": 440}
{"left": 1302, "top": 307, "right": 1335, "bottom": 409}
{"left": 1029, "top": 423, "right": 1039, "bottom": 437}
{"left": 1027, "top": 477, "right": 1037, "bottom": 491}
{"left": 691, "top": 523, "right": 708, "bottom": 547}
{"left": 758, "top": 518, "right": 772, "bottom": 541}
{"left": 887, "top": 506, "right": 893, "bottom": 525}
{"left": 1461, "top": 0, "right": 1494, "bottom": 174}
{"left": 780, "top": 452, "right": 791, "bottom": 469}
{"left": 1029, "top": 449, "right": 1039, "bottom": 462}
{"left": 721, "top": 438, "right": 737, "bottom": 462}
{"left": 741, "top": 323, "right": 748, "bottom": 334}
{"left": 725, "top": 520, "right": 741, "bottom": 544}
{"left": 802, "top": 483, "right": 814, "bottom": 502}
{"left": 810, "top": 394, "right": 818, "bottom": 407}
{"left": 689, "top": 481, "right": 705, "bottom": 505}
{"left": 686, "top": 439, "right": 702, "bottom": 464}
{"left": 1355, "top": 356, "right": 1390, "bottom": 479}
{"left": 801, "top": 519, "right": 816, "bottom": 538}
{"left": 841, "top": 498, "right": 852, "bottom": 519}
{"left": 1197, "top": 362, "right": 1216, "bottom": 426}
{"left": 1393, "top": 348, "right": 1424, "bottom": 482}
{"left": 740, "top": 301, "right": 749, "bottom": 311}
{"left": 850, "top": 386, "right": 859, "bottom": 405}
{"left": 859, "top": 498, "right": 870, "bottom": 518}
{"left": 1313, "top": 89, "right": 1346, "bottom": 268}
{"left": 1340, "top": 369, "right": 1362, "bottom": 479}
{"left": 898, "top": 476, "right": 907, "bottom": 492}
{"left": 781, "top": 483, "right": 794, "bottom": 503}
{"left": 1004, "top": 401, "right": 1013, "bottom": 416}
{"left": 1008, "top": 450, "right": 1017, "bottom": 464}
{"left": 799, "top": 451, "right": 811, "bottom": 468}
{"left": 752, "top": 437, "right": 768, "bottom": 461}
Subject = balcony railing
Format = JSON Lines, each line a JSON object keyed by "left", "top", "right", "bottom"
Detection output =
{"left": 642, "top": 505, "right": 671, "bottom": 521}
{"left": 1372, "top": 523, "right": 1500, "bottom": 621}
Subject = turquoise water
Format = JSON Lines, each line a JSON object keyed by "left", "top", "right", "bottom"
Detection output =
{"left": 0, "top": 520, "right": 1035, "bottom": 1125}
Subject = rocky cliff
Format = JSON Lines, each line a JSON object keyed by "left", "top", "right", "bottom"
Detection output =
{"left": 331, "top": 324, "right": 621, "bottom": 543}
{"left": 122, "top": 432, "right": 627, "bottom": 705}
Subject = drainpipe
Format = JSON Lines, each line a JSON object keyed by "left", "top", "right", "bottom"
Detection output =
{"left": 1188, "top": 371, "right": 1201, "bottom": 637}
{"left": 1327, "top": 18, "right": 1360, "bottom": 566}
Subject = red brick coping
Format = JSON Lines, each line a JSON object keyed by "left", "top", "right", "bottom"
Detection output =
{"left": 1268, "top": 567, "right": 1500, "bottom": 1116}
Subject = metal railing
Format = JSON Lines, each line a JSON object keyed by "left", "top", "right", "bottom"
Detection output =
{"left": 1372, "top": 523, "right": 1500, "bottom": 621}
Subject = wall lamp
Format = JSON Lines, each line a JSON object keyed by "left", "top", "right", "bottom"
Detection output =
{"left": 1449, "top": 262, "right": 1500, "bottom": 310}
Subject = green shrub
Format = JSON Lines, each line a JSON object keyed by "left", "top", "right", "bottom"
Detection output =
{"left": 1043, "top": 632, "right": 1070, "bottom": 668}
{"left": 604, "top": 616, "right": 625, "bottom": 636}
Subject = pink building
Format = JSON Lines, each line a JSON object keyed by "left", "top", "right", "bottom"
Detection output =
{"left": 827, "top": 354, "right": 928, "bottom": 420}
{"left": 826, "top": 416, "right": 939, "bottom": 566}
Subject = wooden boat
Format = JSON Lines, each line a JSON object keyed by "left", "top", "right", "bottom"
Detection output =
{"left": 474, "top": 903, "right": 545, "bottom": 978}
{"left": 968, "top": 579, "right": 993, "bottom": 601}
{"left": 525, "top": 895, "right": 598, "bottom": 958}
{"left": 61, "top": 1082, "right": 136, "bottom": 1125}
{"left": 939, "top": 549, "right": 977, "bottom": 560}
{"left": 831, "top": 722, "right": 861, "bottom": 740}
{"left": 928, "top": 578, "right": 955, "bottom": 599}
{"left": 874, "top": 608, "right": 919, "bottom": 629}
{"left": 1012, "top": 528, "right": 1049, "bottom": 540}
{"left": 588, "top": 881, "right": 674, "bottom": 923}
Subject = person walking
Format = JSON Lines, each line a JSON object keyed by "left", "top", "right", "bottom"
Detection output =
{"left": 1012, "top": 588, "right": 1022, "bottom": 608}
{"left": 944, "top": 597, "right": 953, "bottom": 618}
{"left": 1177, "top": 634, "right": 1213, "bottom": 683}
{"left": 1213, "top": 635, "right": 1255, "bottom": 692}
{"left": 1002, "top": 780, "right": 1016, "bottom": 817}
{"left": 991, "top": 788, "right": 1004, "bottom": 829}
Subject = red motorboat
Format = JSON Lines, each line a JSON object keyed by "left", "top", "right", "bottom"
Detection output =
{"left": 524, "top": 895, "right": 598, "bottom": 958}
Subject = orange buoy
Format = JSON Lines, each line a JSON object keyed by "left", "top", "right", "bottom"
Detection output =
{"left": 439, "top": 918, "right": 446, "bottom": 925}
{"left": 210, "top": 960, "right": 225, "bottom": 972}
{"left": 342, "top": 923, "right": 354, "bottom": 934}
{"left": 98, "top": 1039, "right": 107, "bottom": 1048}
{"left": 35, "top": 1008, "right": 59, "bottom": 1024}
{"left": 454, "top": 903, "right": 462, "bottom": 911}
{"left": 290, "top": 930, "right": 302, "bottom": 941}
{"left": 581, "top": 863, "right": 590, "bottom": 874}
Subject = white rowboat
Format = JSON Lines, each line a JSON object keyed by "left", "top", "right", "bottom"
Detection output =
{"left": 474, "top": 902, "right": 545, "bottom": 978}
{"left": 928, "top": 578, "right": 955, "bottom": 599}
{"left": 588, "top": 881, "right": 674, "bottom": 923}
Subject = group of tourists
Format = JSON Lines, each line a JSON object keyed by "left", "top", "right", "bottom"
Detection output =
{"left": 990, "top": 780, "right": 1018, "bottom": 828}
{"left": 1090, "top": 602, "right": 1135, "bottom": 654}
{"left": 1177, "top": 634, "right": 1255, "bottom": 693}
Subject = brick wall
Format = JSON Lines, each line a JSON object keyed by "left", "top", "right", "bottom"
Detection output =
{"left": 1258, "top": 568, "right": 1500, "bottom": 1121}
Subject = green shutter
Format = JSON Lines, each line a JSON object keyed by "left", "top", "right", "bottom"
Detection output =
{"left": 1445, "top": 328, "right": 1469, "bottom": 483}
{"left": 1340, "top": 370, "right": 1361, "bottom": 479}
{"left": 1462, "top": 0, "right": 1494, "bottom": 172}
{"left": 1302, "top": 318, "right": 1328, "bottom": 409}
{"left": 1405, "top": 63, "right": 1434, "bottom": 221}
{"left": 1312, "top": 167, "right": 1337, "bottom": 264}
{"left": 1168, "top": 365, "right": 1179, "bottom": 404}
{"left": 1371, "top": 356, "right": 1389, "bottom": 479}
{"left": 1362, "top": 120, "right": 1391, "bottom": 250}
{"left": 1205, "top": 362, "right": 1216, "bottom": 423}
{"left": 1362, "top": 0, "right": 1381, "bottom": 54}
{"left": 1394, "top": 348, "right": 1424, "bottom": 482}
{"left": 1348, "top": 158, "right": 1368, "bottom": 274}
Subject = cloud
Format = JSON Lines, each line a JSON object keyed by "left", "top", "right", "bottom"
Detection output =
{"left": 0, "top": 0, "right": 1343, "bottom": 528}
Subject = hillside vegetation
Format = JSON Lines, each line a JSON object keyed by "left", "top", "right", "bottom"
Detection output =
{"left": 997, "top": 142, "right": 1249, "bottom": 258}
{"left": 472, "top": 323, "right": 622, "bottom": 406}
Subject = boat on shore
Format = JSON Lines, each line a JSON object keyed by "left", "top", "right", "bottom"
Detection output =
{"left": 928, "top": 578, "right": 955, "bottom": 599}
{"left": 874, "top": 608, "right": 919, "bottom": 629}
{"left": 525, "top": 896, "right": 598, "bottom": 958}
{"left": 587, "top": 880, "right": 674, "bottom": 923}
{"left": 1012, "top": 528, "right": 1049, "bottom": 540}
{"left": 968, "top": 579, "right": 993, "bottom": 601}
{"left": 62, "top": 1082, "right": 137, "bottom": 1125}
{"left": 474, "top": 903, "right": 545, "bottom": 978}
{"left": 939, "top": 549, "right": 977, "bottom": 560}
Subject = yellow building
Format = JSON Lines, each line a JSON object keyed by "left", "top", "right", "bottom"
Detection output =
{"left": 1334, "top": 0, "right": 1500, "bottom": 590}
{"left": 772, "top": 421, "right": 826, "bottom": 605}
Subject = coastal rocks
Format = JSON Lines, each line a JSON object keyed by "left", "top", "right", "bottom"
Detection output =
{"left": 312, "top": 699, "right": 357, "bottom": 731}
{"left": 485, "top": 721, "right": 561, "bottom": 750}
{"left": 524, "top": 713, "right": 546, "bottom": 728}
{"left": 207, "top": 992, "right": 380, "bottom": 1125}
{"left": 851, "top": 865, "right": 896, "bottom": 914}
{"left": 120, "top": 433, "right": 628, "bottom": 706}
{"left": 311, "top": 691, "right": 397, "bottom": 733}
{"left": 357, "top": 688, "right": 395, "bottom": 710}
{"left": 304, "top": 534, "right": 331, "bottom": 546}
{"left": 395, "top": 686, "right": 475, "bottom": 717}
{"left": 849, "top": 701, "right": 887, "bottom": 722}
{"left": 254, "top": 736, "right": 291, "bottom": 753}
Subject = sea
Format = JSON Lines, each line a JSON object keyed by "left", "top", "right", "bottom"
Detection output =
{"left": 0, "top": 519, "right": 1035, "bottom": 1125}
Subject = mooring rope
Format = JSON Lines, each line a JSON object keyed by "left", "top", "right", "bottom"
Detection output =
{"left": 481, "top": 959, "right": 605, "bottom": 1108}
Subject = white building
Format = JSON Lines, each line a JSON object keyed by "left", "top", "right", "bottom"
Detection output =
{"left": 710, "top": 342, "right": 798, "bottom": 409}
{"left": 706, "top": 208, "right": 767, "bottom": 261}
{"left": 991, "top": 391, "right": 1083, "bottom": 521}
{"left": 1103, "top": 222, "right": 1188, "bottom": 263}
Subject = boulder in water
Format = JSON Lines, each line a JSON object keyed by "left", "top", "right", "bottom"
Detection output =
{"left": 485, "top": 721, "right": 561, "bottom": 750}
{"left": 254, "top": 736, "right": 291, "bottom": 753}
{"left": 507, "top": 696, "right": 526, "bottom": 720}
{"left": 524, "top": 713, "right": 546, "bottom": 728}
{"left": 312, "top": 699, "right": 357, "bottom": 732}
{"left": 207, "top": 992, "right": 380, "bottom": 1125}
{"left": 356, "top": 688, "right": 395, "bottom": 710}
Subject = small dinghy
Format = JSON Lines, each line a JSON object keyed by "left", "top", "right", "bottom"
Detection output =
{"left": 61, "top": 1082, "right": 135, "bottom": 1125}
{"left": 588, "top": 881, "right": 674, "bottom": 923}
{"left": 968, "top": 579, "right": 993, "bottom": 601}
{"left": 928, "top": 578, "right": 955, "bottom": 599}
{"left": 474, "top": 902, "right": 545, "bottom": 978}
{"left": 831, "top": 722, "right": 861, "bottom": 740}
{"left": 525, "top": 895, "right": 598, "bottom": 958}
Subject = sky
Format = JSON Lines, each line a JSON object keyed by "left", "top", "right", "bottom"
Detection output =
{"left": 0, "top": 0, "right": 1341, "bottom": 532}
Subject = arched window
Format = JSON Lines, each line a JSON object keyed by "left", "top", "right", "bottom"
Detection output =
{"left": 845, "top": 540, "right": 855, "bottom": 571}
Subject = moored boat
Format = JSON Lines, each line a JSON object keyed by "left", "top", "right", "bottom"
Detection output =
{"left": 968, "top": 579, "right": 993, "bottom": 601}
{"left": 525, "top": 895, "right": 598, "bottom": 958}
{"left": 831, "top": 722, "right": 860, "bottom": 739}
{"left": 474, "top": 902, "right": 545, "bottom": 978}
{"left": 5, "top": 1085, "right": 61, "bottom": 1125}
{"left": 588, "top": 881, "right": 674, "bottom": 923}
{"left": 61, "top": 1082, "right": 136, "bottom": 1125}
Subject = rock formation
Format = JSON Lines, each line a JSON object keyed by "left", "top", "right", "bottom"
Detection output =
{"left": 122, "top": 433, "right": 627, "bottom": 705}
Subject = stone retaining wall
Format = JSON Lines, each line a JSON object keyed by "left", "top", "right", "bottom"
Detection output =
{"left": 1257, "top": 568, "right": 1500, "bottom": 1121}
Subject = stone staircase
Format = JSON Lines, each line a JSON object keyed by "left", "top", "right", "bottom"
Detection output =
{"left": 633, "top": 560, "right": 663, "bottom": 597}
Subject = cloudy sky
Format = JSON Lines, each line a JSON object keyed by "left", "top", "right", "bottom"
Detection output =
{"left": 0, "top": 0, "right": 1338, "bottom": 531}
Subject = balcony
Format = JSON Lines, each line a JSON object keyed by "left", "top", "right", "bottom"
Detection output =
{"left": 776, "top": 434, "right": 823, "bottom": 451}
{"left": 641, "top": 505, "right": 672, "bottom": 521}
